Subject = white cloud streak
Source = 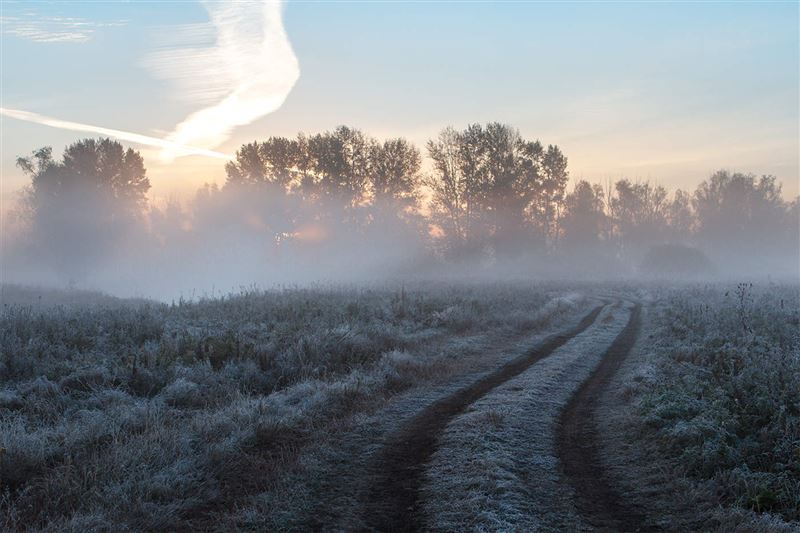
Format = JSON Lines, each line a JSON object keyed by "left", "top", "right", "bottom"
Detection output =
{"left": 0, "top": 108, "right": 231, "bottom": 160}
{"left": 149, "top": 0, "right": 300, "bottom": 161}
{"left": 0, "top": 15, "right": 126, "bottom": 43}
{"left": 3, "top": 0, "right": 299, "bottom": 164}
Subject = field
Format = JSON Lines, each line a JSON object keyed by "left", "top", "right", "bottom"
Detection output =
{"left": 1, "top": 282, "right": 798, "bottom": 532}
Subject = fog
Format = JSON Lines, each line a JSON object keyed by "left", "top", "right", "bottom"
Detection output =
{"left": 2, "top": 126, "right": 798, "bottom": 301}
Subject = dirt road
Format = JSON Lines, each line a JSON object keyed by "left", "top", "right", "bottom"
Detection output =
{"left": 557, "top": 302, "right": 656, "bottom": 532}
{"left": 365, "top": 299, "right": 650, "bottom": 532}
{"left": 364, "top": 302, "right": 608, "bottom": 531}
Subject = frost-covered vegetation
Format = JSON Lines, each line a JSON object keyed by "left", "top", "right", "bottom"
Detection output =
{"left": 0, "top": 283, "right": 577, "bottom": 531}
{"left": 638, "top": 284, "right": 800, "bottom": 528}
{"left": 2, "top": 282, "right": 798, "bottom": 531}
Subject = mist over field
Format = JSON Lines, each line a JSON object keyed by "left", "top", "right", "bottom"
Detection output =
{"left": 2, "top": 126, "right": 798, "bottom": 300}
{"left": 2, "top": 2, "right": 799, "bottom": 532}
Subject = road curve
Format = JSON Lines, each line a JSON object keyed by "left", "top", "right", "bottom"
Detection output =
{"left": 364, "top": 302, "right": 608, "bottom": 532}
{"left": 557, "top": 302, "right": 657, "bottom": 532}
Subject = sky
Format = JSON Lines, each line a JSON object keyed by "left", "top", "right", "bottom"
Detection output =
{"left": 1, "top": 0, "right": 798, "bottom": 213}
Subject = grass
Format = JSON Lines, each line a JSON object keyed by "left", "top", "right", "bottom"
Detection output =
{"left": 634, "top": 283, "right": 800, "bottom": 528}
{"left": 0, "top": 282, "right": 577, "bottom": 531}
{"left": 3, "top": 281, "right": 797, "bottom": 531}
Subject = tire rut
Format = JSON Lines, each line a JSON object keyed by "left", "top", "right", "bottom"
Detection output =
{"left": 557, "top": 302, "right": 657, "bottom": 532}
{"left": 363, "top": 302, "right": 608, "bottom": 532}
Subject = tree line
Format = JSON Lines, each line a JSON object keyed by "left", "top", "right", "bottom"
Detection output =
{"left": 14, "top": 123, "right": 800, "bottom": 278}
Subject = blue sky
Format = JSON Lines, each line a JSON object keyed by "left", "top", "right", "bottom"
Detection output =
{"left": 2, "top": 0, "right": 798, "bottom": 208}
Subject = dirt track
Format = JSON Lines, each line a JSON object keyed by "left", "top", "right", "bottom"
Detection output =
{"left": 556, "top": 302, "right": 656, "bottom": 532}
{"left": 364, "top": 303, "right": 607, "bottom": 532}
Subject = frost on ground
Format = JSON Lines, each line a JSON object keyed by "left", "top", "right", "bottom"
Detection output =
{"left": 601, "top": 285, "right": 800, "bottom": 532}
{"left": 2, "top": 282, "right": 797, "bottom": 532}
{"left": 0, "top": 283, "right": 583, "bottom": 531}
{"left": 420, "top": 302, "right": 632, "bottom": 531}
{"left": 223, "top": 292, "right": 593, "bottom": 531}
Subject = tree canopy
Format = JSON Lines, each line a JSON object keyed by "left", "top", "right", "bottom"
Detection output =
{"left": 14, "top": 129, "right": 800, "bottom": 280}
{"left": 426, "top": 123, "right": 568, "bottom": 259}
{"left": 16, "top": 138, "right": 150, "bottom": 279}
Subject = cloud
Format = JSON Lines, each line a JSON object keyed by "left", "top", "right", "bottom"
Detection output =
{"left": 144, "top": 0, "right": 300, "bottom": 161}
{"left": 1, "top": 0, "right": 299, "bottom": 163}
{"left": 0, "top": 14, "right": 126, "bottom": 43}
{"left": 0, "top": 107, "right": 231, "bottom": 160}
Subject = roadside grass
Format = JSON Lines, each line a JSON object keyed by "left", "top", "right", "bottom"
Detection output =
{"left": 634, "top": 284, "right": 800, "bottom": 529}
{"left": 0, "top": 283, "right": 578, "bottom": 531}
{"left": 8, "top": 281, "right": 793, "bottom": 531}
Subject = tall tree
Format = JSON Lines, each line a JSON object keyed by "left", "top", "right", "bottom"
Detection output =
{"left": 560, "top": 180, "right": 607, "bottom": 251}
{"left": 426, "top": 127, "right": 484, "bottom": 258}
{"left": 16, "top": 138, "right": 150, "bottom": 279}
{"left": 305, "top": 126, "right": 371, "bottom": 208}
{"left": 693, "top": 171, "right": 790, "bottom": 256}
{"left": 666, "top": 189, "right": 694, "bottom": 242}
{"left": 19, "top": 138, "right": 149, "bottom": 211}
{"left": 609, "top": 179, "right": 668, "bottom": 256}
{"left": 532, "top": 145, "right": 569, "bottom": 249}
{"left": 473, "top": 123, "right": 543, "bottom": 256}
{"left": 225, "top": 137, "right": 303, "bottom": 189}
{"left": 368, "top": 138, "right": 421, "bottom": 212}
{"left": 223, "top": 128, "right": 425, "bottom": 242}
{"left": 426, "top": 123, "right": 565, "bottom": 259}
{"left": 19, "top": 138, "right": 149, "bottom": 218}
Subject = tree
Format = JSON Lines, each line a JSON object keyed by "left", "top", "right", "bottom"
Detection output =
{"left": 223, "top": 137, "right": 304, "bottom": 240}
{"left": 560, "top": 180, "right": 607, "bottom": 251}
{"left": 368, "top": 138, "right": 421, "bottom": 211}
{"left": 693, "top": 171, "right": 792, "bottom": 259}
{"left": 20, "top": 138, "right": 149, "bottom": 213}
{"left": 427, "top": 127, "right": 479, "bottom": 258}
{"left": 472, "top": 123, "right": 545, "bottom": 256}
{"left": 225, "top": 137, "right": 303, "bottom": 189}
{"left": 609, "top": 179, "right": 668, "bottom": 257}
{"left": 666, "top": 189, "right": 694, "bottom": 242}
{"left": 16, "top": 138, "right": 150, "bottom": 280}
{"left": 222, "top": 128, "right": 424, "bottom": 246}
{"left": 304, "top": 126, "right": 371, "bottom": 208}
{"left": 531, "top": 145, "right": 569, "bottom": 249}
{"left": 426, "top": 123, "right": 566, "bottom": 260}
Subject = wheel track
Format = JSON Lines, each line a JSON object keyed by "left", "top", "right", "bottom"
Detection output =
{"left": 557, "top": 301, "right": 658, "bottom": 532}
{"left": 363, "top": 302, "right": 608, "bottom": 532}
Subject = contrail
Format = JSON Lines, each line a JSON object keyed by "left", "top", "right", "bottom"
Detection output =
{"left": 0, "top": 107, "right": 232, "bottom": 160}
{"left": 4, "top": 0, "right": 299, "bottom": 163}
{"left": 146, "top": 0, "right": 300, "bottom": 161}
